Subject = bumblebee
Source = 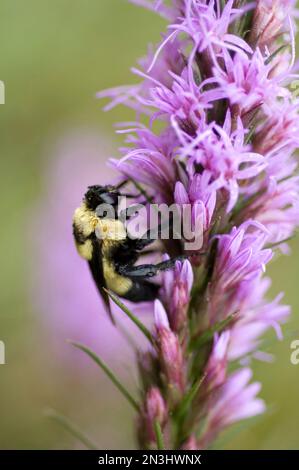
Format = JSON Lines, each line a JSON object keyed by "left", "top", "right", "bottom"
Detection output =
{"left": 73, "top": 184, "right": 184, "bottom": 318}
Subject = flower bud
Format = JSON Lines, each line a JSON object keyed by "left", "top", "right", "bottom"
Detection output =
{"left": 145, "top": 387, "right": 167, "bottom": 427}
{"left": 154, "top": 300, "right": 185, "bottom": 396}
{"left": 249, "top": 0, "right": 294, "bottom": 50}
{"left": 161, "top": 259, "right": 193, "bottom": 332}
{"left": 205, "top": 331, "right": 230, "bottom": 391}
{"left": 137, "top": 387, "right": 167, "bottom": 448}
{"left": 159, "top": 327, "right": 185, "bottom": 391}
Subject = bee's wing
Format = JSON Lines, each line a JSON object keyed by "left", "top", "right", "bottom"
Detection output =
{"left": 88, "top": 237, "right": 114, "bottom": 323}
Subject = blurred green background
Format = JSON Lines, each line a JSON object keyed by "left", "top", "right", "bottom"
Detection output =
{"left": 0, "top": 0, "right": 299, "bottom": 450}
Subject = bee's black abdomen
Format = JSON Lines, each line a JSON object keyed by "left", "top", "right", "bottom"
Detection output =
{"left": 123, "top": 281, "right": 160, "bottom": 302}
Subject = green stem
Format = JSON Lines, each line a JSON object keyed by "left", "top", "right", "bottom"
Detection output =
{"left": 154, "top": 420, "right": 165, "bottom": 450}
{"left": 266, "top": 234, "right": 296, "bottom": 249}
{"left": 174, "top": 373, "right": 207, "bottom": 423}
{"left": 189, "top": 312, "right": 238, "bottom": 352}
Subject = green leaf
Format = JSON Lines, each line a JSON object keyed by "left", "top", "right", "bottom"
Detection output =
{"left": 174, "top": 373, "right": 207, "bottom": 423}
{"left": 266, "top": 234, "right": 296, "bottom": 250}
{"left": 69, "top": 341, "right": 140, "bottom": 411}
{"left": 45, "top": 408, "right": 98, "bottom": 450}
{"left": 104, "top": 289, "right": 153, "bottom": 344}
{"left": 130, "top": 179, "right": 153, "bottom": 204}
{"left": 244, "top": 124, "right": 258, "bottom": 145}
{"left": 154, "top": 420, "right": 165, "bottom": 450}
{"left": 265, "top": 45, "right": 288, "bottom": 65}
{"left": 189, "top": 312, "right": 238, "bottom": 352}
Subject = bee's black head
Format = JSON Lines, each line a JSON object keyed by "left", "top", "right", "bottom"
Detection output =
{"left": 84, "top": 185, "right": 119, "bottom": 211}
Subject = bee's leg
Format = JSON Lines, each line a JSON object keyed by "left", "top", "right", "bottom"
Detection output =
{"left": 115, "top": 179, "right": 147, "bottom": 199}
{"left": 118, "top": 199, "right": 154, "bottom": 221}
{"left": 115, "top": 179, "right": 129, "bottom": 190}
{"left": 124, "top": 227, "right": 164, "bottom": 253}
{"left": 119, "top": 203, "right": 146, "bottom": 221}
{"left": 119, "top": 193, "right": 142, "bottom": 199}
{"left": 117, "top": 255, "right": 188, "bottom": 279}
{"left": 131, "top": 218, "right": 171, "bottom": 251}
{"left": 131, "top": 231, "right": 157, "bottom": 251}
{"left": 117, "top": 179, "right": 153, "bottom": 201}
{"left": 129, "top": 180, "right": 154, "bottom": 203}
{"left": 139, "top": 249, "right": 160, "bottom": 256}
{"left": 122, "top": 280, "right": 160, "bottom": 302}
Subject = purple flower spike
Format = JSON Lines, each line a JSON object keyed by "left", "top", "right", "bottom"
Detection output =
{"left": 81, "top": 0, "right": 299, "bottom": 450}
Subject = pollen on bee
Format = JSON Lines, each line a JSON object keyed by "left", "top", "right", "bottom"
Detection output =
{"left": 91, "top": 217, "right": 99, "bottom": 228}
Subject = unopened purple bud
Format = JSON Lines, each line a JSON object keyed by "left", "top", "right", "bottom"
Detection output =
{"left": 138, "top": 387, "right": 168, "bottom": 447}
{"left": 154, "top": 299, "right": 170, "bottom": 331}
{"left": 159, "top": 327, "right": 185, "bottom": 393}
{"left": 154, "top": 300, "right": 185, "bottom": 394}
{"left": 205, "top": 331, "right": 230, "bottom": 391}
{"left": 162, "top": 260, "right": 193, "bottom": 332}
{"left": 145, "top": 387, "right": 167, "bottom": 426}
{"left": 249, "top": 0, "right": 296, "bottom": 49}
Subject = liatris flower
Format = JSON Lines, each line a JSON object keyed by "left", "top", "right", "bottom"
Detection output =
{"left": 70, "top": 1, "right": 299, "bottom": 450}
{"left": 213, "top": 48, "right": 290, "bottom": 116}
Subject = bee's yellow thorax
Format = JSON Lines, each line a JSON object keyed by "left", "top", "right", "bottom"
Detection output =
{"left": 96, "top": 218, "right": 127, "bottom": 242}
{"left": 73, "top": 203, "right": 99, "bottom": 238}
